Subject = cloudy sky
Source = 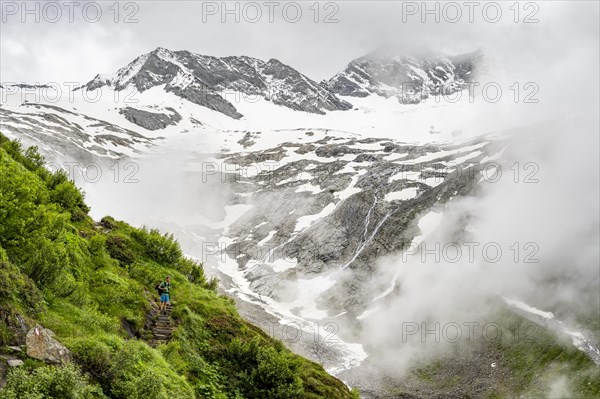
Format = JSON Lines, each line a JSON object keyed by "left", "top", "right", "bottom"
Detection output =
{"left": 0, "top": 1, "right": 598, "bottom": 84}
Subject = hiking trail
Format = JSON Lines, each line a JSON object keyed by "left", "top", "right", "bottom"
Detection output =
{"left": 147, "top": 301, "right": 174, "bottom": 347}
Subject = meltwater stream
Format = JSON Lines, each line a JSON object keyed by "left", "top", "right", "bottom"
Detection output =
{"left": 503, "top": 297, "right": 600, "bottom": 366}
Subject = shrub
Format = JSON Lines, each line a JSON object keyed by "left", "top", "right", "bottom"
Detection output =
{"left": 131, "top": 227, "right": 182, "bottom": 265}
{"left": 0, "top": 139, "right": 45, "bottom": 172}
{"left": 0, "top": 139, "right": 24, "bottom": 165}
{"left": 22, "top": 235, "right": 71, "bottom": 291}
{"left": 50, "top": 180, "right": 89, "bottom": 214}
{"left": 224, "top": 338, "right": 304, "bottom": 399}
{"left": 24, "top": 145, "right": 45, "bottom": 170}
{"left": 71, "top": 208, "right": 88, "bottom": 222}
{"left": 1, "top": 364, "right": 107, "bottom": 399}
{"left": 105, "top": 234, "right": 136, "bottom": 266}
{"left": 0, "top": 260, "right": 44, "bottom": 312}
{"left": 0, "top": 320, "right": 12, "bottom": 347}
{"left": 0, "top": 151, "right": 49, "bottom": 248}
{"left": 88, "top": 234, "right": 112, "bottom": 270}
{"left": 100, "top": 216, "right": 117, "bottom": 230}
{"left": 109, "top": 340, "right": 194, "bottom": 399}
{"left": 46, "top": 168, "right": 69, "bottom": 190}
{"left": 205, "top": 277, "right": 220, "bottom": 293}
{"left": 71, "top": 335, "right": 121, "bottom": 386}
{"left": 175, "top": 257, "right": 207, "bottom": 286}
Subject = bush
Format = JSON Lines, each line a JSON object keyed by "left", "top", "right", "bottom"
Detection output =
{"left": 0, "top": 151, "right": 49, "bottom": 248}
{"left": 175, "top": 257, "right": 207, "bottom": 286}
{"left": 1, "top": 364, "right": 107, "bottom": 399}
{"left": 100, "top": 216, "right": 117, "bottom": 230}
{"left": 109, "top": 340, "right": 194, "bottom": 399}
{"left": 131, "top": 227, "right": 182, "bottom": 265}
{"left": 22, "top": 235, "right": 71, "bottom": 291}
{"left": 24, "top": 145, "right": 45, "bottom": 170}
{"left": 71, "top": 208, "right": 88, "bottom": 222}
{"left": 105, "top": 234, "right": 136, "bottom": 266}
{"left": 170, "top": 256, "right": 218, "bottom": 292}
{"left": 88, "top": 235, "right": 112, "bottom": 270}
{"left": 205, "top": 277, "right": 219, "bottom": 293}
{"left": 46, "top": 168, "right": 69, "bottom": 190}
{"left": 71, "top": 335, "right": 121, "bottom": 386}
{"left": 0, "top": 260, "right": 44, "bottom": 312}
{"left": 50, "top": 180, "right": 89, "bottom": 215}
{"left": 0, "top": 139, "right": 44, "bottom": 172}
{"left": 224, "top": 338, "right": 304, "bottom": 399}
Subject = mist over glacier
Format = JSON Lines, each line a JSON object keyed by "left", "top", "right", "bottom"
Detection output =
{"left": 349, "top": 10, "right": 600, "bottom": 386}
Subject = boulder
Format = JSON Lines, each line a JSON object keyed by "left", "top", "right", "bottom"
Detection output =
{"left": 26, "top": 325, "right": 71, "bottom": 364}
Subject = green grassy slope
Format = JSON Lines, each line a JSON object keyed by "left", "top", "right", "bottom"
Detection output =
{"left": 0, "top": 133, "right": 359, "bottom": 399}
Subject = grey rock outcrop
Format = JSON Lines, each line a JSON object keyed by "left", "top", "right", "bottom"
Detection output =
{"left": 165, "top": 82, "right": 243, "bottom": 119}
{"left": 26, "top": 325, "right": 71, "bottom": 364}
{"left": 120, "top": 106, "right": 182, "bottom": 131}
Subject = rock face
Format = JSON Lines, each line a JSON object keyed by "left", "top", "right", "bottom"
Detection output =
{"left": 165, "top": 81, "right": 243, "bottom": 119}
{"left": 215, "top": 132, "right": 507, "bottom": 319}
{"left": 85, "top": 47, "right": 352, "bottom": 117}
{"left": 325, "top": 48, "right": 482, "bottom": 103}
{"left": 26, "top": 325, "right": 71, "bottom": 364}
{"left": 120, "top": 106, "right": 182, "bottom": 130}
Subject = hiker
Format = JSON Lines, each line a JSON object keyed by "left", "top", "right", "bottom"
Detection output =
{"left": 158, "top": 276, "right": 172, "bottom": 314}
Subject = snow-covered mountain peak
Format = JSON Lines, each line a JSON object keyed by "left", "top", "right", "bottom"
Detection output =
{"left": 325, "top": 48, "right": 482, "bottom": 103}
{"left": 86, "top": 52, "right": 152, "bottom": 91}
{"left": 83, "top": 47, "right": 352, "bottom": 117}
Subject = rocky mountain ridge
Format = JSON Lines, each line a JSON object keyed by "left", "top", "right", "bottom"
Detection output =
{"left": 84, "top": 47, "right": 353, "bottom": 118}
{"left": 324, "top": 48, "right": 482, "bottom": 103}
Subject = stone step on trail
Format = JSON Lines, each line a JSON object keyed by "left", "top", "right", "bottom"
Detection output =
{"left": 154, "top": 329, "right": 174, "bottom": 335}
{"left": 148, "top": 302, "right": 175, "bottom": 347}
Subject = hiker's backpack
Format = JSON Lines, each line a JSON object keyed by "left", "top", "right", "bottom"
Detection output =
{"left": 155, "top": 282, "right": 164, "bottom": 296}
